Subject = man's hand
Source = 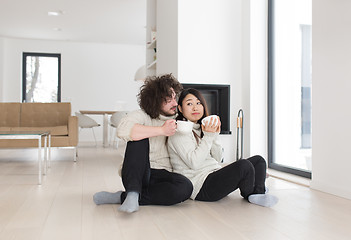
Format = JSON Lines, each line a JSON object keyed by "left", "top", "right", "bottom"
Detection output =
{"left": 161, "top": 119, "right": 177, "bottom": 136}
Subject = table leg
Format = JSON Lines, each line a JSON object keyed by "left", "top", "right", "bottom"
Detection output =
{"left": 74, "top": 147, "right": 77, "bottom": 162}
{"left": 48, "top": 134, "right": 51, "bottom": 168}
{"left": 103, "top": 113, "right": 109, "bottom": 147}
{"left": 38, "top": 137, "right": 42, "bottom": 185}
{"left": 44, "top": 136, "right": 47, "bottom": 175}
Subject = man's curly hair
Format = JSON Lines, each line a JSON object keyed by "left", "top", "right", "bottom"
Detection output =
{"left": 138, "top": 74, "right": 183, "bottom": 119}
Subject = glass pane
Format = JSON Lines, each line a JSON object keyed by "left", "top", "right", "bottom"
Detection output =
{"left": 25, "top": 56, "right": 59, "bottom": 102}
{"left": 273, "top": 0, "right": 312, "bottom": 171}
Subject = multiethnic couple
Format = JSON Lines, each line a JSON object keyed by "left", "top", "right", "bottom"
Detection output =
{"left": 93, "top": 74, "right": 278, "bottom": 213}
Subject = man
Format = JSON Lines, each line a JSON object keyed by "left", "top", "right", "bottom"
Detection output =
{"left": 93, "top": 74, "right": 193, "bottom": 213}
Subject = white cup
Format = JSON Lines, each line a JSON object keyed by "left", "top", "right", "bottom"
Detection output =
{"left": 176, "top": 120, "right": 193, "bottom": 134}
{"left": 201, "top": 115, "right": 219, "bottom": 126}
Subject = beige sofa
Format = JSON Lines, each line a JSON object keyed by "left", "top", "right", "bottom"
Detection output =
{"left": 0, "top": 102, "right": 78, "bottom": 160}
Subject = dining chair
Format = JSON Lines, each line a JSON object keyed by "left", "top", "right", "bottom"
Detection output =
{"left": 75, "top": 112, "right": 100, "bottom": 146}
{"left": 109, "top": 111, "right": 128, "bottom": 148}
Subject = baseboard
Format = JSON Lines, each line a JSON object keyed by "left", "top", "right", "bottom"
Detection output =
{"left": 310, "top": 180, "right": 351, "bottom": 200}
{"left": 267, "top": 168, "right": 311, "bottom": 187}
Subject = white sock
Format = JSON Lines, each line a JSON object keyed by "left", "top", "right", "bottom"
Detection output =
{"left": 248, "top": 194, "right": 278, "bottom": 207}
{"left": 93, "top": 191, "right": 122, "bottom": 205}
{"left": 118, "top": 191, "right": 139, "bottom": 213}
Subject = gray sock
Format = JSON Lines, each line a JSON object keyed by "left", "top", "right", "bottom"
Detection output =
{"left": 93, "top": 191, "right": 122, "bottom": 205}
{"left": 118, "top": 191, "right": 139, "bottom": 213}
{"left": 248, "top": 193, "right": 278, "bottom": 207}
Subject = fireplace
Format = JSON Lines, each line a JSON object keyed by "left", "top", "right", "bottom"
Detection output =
{"left": 181, "top": 83, "right": 231, "bottom": 134}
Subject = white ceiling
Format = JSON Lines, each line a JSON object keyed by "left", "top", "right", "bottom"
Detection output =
{"left": 0, "top": 0, "right": 146, "bottom": 45}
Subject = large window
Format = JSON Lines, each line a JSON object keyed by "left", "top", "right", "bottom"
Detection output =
{"left": 22, "top": 52, "right": 61, "bottom": 103}
{"left": 268, "top": 0, "right": 312, "bottom": 178}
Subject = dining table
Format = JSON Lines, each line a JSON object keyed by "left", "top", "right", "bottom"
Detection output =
{"left": 79, "top": 110, "right": 117, "bottom": 147}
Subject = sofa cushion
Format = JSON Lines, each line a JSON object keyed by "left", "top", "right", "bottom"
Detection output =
{"left": 10, "top": 125, "right": 68, "bottom": 136}
{"left": 0, "top": 103, "right": 21, "bottom": 127}
{"left": 20, "top": 102, "right": 71, "bottom": 127}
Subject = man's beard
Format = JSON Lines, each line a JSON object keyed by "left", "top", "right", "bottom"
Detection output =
{"left": 160, "top": 107, "right": 177, "bottom": 116}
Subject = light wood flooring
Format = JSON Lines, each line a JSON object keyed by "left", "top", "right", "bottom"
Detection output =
{"left": 0, "top": 143, "right": 351, "bottom": 240}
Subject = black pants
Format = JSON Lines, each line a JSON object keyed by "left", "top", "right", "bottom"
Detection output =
{"left": 195, "top": 155, "right": 267, "bottom": 202}
{"left": 121, "top": 138, "right": 193, "bottom": 206}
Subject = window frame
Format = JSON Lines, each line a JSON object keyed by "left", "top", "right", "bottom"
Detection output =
{"left": 22, "top": 52, "right": 61, "bottom": 103}
{"left": 267, "top": 0, "right": 312, "bottom": 179}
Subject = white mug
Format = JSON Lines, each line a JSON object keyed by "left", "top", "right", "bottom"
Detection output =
{"left": 201, "top": 115, "right": 219, "bottom": 126}
{"left": 176, "top": 120, "right": 193, "bottom": 134}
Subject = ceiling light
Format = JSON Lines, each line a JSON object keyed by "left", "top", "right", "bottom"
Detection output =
{"left": 48, "top": 10, "right": 65, "bottom": 16}
{"left": 52, "top": 27, "right": 62, "bottom": 31}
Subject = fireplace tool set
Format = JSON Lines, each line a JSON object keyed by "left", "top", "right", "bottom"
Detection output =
{"left": 236, "top": 109, "right": 244, "bottom": 161}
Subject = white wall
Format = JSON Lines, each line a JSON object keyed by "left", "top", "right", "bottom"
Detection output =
{"left": 177, "top": 0, "right": 242, "bottom": 162}
{"left": 241, "top": 0, "right": 270, "bottom": 162}
{"left": 311, "top": 0, "right": 351, "bottom": 200}
{"left": 248, "top": 0, "right": 268, "bottom": 159}
{"left": 156, "top": 0, "right": 178, "bottom": 77}
{"left": 0, "top": 38, "right": 3, "bottom": 100}
{"left": 241, "top": 0, "right": 251, "bottom": 158}
{"left": 0, "top": 37, "right": 144, "bottom": 143}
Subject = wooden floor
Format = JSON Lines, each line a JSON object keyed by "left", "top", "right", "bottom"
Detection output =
{"left": 0, "top": 143, "right": 351, "bottom": 240}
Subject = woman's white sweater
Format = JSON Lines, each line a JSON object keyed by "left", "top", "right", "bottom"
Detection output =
{"left": 168, "top": 123, "right": 223, "bottom": 199}
{"left": 117, "top": 109, "right": 174, "bottom": 171}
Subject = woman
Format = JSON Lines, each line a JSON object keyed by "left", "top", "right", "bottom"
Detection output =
{"left": 168, "top": 88, "right": 278, "bottom": 207}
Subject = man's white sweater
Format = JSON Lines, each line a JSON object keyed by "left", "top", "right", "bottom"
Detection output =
{"left": 117, "top": 109, "right": 174, "bottom": 171}
{"left": 168, "top": 123, "right": 222, "bottom": 199}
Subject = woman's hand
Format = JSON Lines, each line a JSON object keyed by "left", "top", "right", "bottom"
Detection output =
{"left": 202, "top": 116, "right": 221, "bottom": 133}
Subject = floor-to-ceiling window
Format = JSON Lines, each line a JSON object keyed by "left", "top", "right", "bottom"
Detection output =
{"left": 22, "top": 52, "right": 61, "bottom": 103}
{"left": 268, "top": 0, "right": 312, "bottom": 178}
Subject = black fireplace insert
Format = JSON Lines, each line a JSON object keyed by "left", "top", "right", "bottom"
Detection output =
{"left": 181, "top": 83, "right": 231, "bottom": 134}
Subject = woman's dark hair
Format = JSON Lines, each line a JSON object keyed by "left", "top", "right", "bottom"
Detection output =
{"left": 138, "top": 74, "right": 183, "bottom": 119}
{"left": 176, "top": 88, "right": 209, "bottom": 139}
